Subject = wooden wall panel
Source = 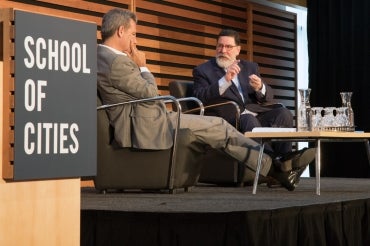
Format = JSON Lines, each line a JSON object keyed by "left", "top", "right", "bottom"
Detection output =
{"left": 1, "top": 8, "right": 14, "bottom": 178}
{"left": 250, "top": 4, "right": 297, "bottom": 116}
{"left": 0, "top": 0, "right": 297, "bottom": 103}
{"left": 134, "top": 0, "right": 250, "bottom": 94}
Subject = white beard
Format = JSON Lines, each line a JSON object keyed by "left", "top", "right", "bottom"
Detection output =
{"left": 216, "top": 56, "right": 234, "bottom": 69}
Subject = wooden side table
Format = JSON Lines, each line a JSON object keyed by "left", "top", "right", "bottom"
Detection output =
{"left": 245, "top": 131, "right": 370, "bottom": 195}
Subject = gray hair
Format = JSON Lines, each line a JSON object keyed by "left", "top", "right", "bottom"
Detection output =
{"left": 101, "top": 8, "right": 137, "bottom": 42}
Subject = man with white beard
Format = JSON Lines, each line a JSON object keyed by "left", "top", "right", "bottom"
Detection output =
{"left": 193, "top": 28, "right": 295, "bottom": 159}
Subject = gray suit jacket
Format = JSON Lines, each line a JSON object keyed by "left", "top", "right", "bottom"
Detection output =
{"left": 97, "top": 45, "right": 173, "bottom": 149}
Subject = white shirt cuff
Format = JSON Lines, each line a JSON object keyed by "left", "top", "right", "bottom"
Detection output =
{"left": 219, "top": 77, "right": 232, "bottom": 95}
{"left": 260, "top": 83, "right": 266, "bottom": 95}
{"left": 140, "top": 67, "right": 150, "bottom": 73}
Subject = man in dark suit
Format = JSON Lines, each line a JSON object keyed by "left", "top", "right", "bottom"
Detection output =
{"left": 97, "top": 8, "right": 314, "bottom": 191}
{"left": 193, "top": 29, "right": 293, "bottom": 157}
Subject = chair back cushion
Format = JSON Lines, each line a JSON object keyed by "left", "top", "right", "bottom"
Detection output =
{"left": 169, "top": 80, "right": 199, "bottom": 111}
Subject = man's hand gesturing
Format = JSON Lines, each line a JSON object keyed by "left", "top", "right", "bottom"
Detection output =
{"left": 225, "top": 60, "right": 240, "bottom": 82}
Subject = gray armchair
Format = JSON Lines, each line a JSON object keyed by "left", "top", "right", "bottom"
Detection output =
{"left": 169, "top": 80, "right": 258, "bottom": 186}
{"left": 95, "top": 93, "right": 204, "bottom": 194}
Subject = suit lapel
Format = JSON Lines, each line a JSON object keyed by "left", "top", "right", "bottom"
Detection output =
{"left": 213, "top": 64, "right": 225, "bottom": 81}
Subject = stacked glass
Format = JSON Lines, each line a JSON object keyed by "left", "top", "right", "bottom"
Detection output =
{"left": 311, "top": 107, "right": 353, "bottom": 131}
{"left": 297, "top": 90, "right": 355, "bottom": 132}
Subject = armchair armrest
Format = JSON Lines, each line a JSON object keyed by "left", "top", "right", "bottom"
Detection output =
{"left": 204, "top": 101, "right": 241, "bottom": 129}
{"left": 167, "top": 97, "right": 204, "bottom": 116}
{"left": 185, "top": 100, "right": 241, "bottom": 130}
{"left": 168, "top": 81, "right": 239, "bottom": 127}
{"left": 97, "top": 95, "right": 179, "bottom": 111}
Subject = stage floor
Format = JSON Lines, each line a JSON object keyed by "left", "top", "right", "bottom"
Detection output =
{"left": 81, "top": 177, "right": 370, "bottom": 213}
{"left": 81, "top": 177, "right": 370, "bottom": 246}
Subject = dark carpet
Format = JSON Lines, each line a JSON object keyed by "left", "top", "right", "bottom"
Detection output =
{"left": 81, "top": 177, "right": 370, "bottom": 212}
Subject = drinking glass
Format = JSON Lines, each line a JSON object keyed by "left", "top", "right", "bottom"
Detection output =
{"left": 335, "top": 107, "right": 349, "bottom": 130}
{"left": 311, "top": 107, "right": 323, "bottom": 131}
{"left": 322, "top": 107, "right": 336, "bottom": 129}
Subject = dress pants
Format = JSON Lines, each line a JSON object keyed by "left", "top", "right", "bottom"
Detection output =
{"left": 169, "top": 112, "right": 272, "bottom": 176}
{"left": 239, "top": 107, "right": 293, "bottom": 155}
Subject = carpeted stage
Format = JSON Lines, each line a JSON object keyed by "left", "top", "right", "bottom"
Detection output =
{"left": 81, "top": 177, "right": 370, "bottom": 246}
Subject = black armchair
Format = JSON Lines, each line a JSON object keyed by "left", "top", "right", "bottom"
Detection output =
{"left": 168, "top": 80, "right": 257, "bottom": 186}
{"left": 95, "top": 93, "right": 204, "bottom": 194}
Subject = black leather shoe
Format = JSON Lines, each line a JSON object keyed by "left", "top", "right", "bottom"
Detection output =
{"left": 267, "top": 148, "right": 316, "bottom": 191}
{"left": 269, "top": 168, "right": 300, "bottom": 191}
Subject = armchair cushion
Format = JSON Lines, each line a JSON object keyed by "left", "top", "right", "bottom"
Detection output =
{"left": 95, "top": 94, "right": 204, "bottom": 193}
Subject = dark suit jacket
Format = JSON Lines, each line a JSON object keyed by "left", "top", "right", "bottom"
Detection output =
{"left": 193, "top": 58, "right": 278, "bottom": 123}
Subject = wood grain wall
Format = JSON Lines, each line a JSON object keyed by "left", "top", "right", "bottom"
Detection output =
{"left": 251, "top": 4, "right": 297, "bottom": 111}
{"left": 1, "top": 0, "right": 297, "bottom": 93}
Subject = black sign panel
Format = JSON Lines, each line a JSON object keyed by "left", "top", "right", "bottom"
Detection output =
{"left": 14, "top": 10, "right": 97, "bottom": 180}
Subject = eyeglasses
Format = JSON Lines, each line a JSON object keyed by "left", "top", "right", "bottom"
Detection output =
{"left": 216, "top": 44, "right": 238, "bottom": 51}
